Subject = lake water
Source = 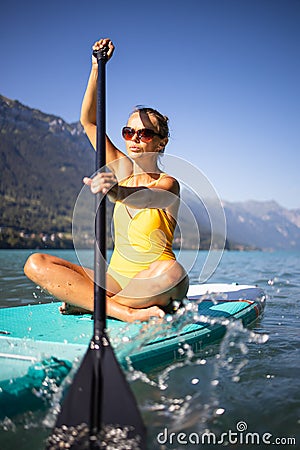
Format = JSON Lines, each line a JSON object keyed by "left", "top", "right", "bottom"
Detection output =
{"left": 0, "top": 249, "right": 299, "bottom": 449}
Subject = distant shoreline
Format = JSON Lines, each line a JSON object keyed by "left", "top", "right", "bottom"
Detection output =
{"left": 0, "top": 242, "right": 260, "bottom": 251}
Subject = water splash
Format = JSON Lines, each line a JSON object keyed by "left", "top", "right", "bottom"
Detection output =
{"left": 0, "top": 416, "right": 16, "bottom": 432}
{"left": 121, "top": 293, "right": 270, "bottom": 442}
{"left": 44, "top": 356, "right": 83, "bottom": 429}
{"left": 46, "top": 423, "right": 142, "bottom": 450}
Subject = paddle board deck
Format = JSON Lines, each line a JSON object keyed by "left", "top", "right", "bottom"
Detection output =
{"left": 0, "top": 283, "right": 265, "bottom": 418}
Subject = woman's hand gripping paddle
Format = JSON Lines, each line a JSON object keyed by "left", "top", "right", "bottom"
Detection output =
{"left": 46, "top": 46, "right": 147, "bottom": 450}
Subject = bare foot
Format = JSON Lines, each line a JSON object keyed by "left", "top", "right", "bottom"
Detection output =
{"left": 127, "top": 305, "right": 165, "bottom": 322}
{"left": 59, "top": 302, "right": 164, "bottom": 322}
{"left": 59, "top": 302, "right": 91, "bottom": 315}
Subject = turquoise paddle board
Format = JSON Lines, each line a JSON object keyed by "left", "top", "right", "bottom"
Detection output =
{"left": 0, "top": 283, "right": 265, "bottom": 418}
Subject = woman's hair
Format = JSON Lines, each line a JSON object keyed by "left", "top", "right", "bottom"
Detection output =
{"left": 130, "top": 105, "right": 170, "bottom": 140}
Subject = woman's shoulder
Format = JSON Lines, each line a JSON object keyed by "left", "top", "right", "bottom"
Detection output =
{"left": 156, "top": 173, "right": 180, "bottom": 193}
{"left": 158, "top": 172, "right": 174, "bottom": 181}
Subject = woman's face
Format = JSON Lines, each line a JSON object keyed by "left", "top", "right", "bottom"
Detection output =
{"left": 124, "top": 112, "right": 166, "bottom": 159}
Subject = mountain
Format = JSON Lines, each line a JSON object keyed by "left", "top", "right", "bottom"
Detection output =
{"left": 0, "top": 94, "right": 299, "bottom": 251}
{"left": 223, "top": 200, "right": 300, "bottom": 250}
{"left": 179, "top": 190, "right": 300, "bottom": 251}
{"left": 0, "top": 94, "right": 94, "bottom": 248}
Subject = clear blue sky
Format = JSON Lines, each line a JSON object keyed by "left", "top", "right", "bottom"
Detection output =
{"left": 1, "top": 0, "right": 299, "bottom": 209}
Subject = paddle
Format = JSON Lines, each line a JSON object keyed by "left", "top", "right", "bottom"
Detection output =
{"left": 46, "top": 46, "right": 147, "bottom": 449}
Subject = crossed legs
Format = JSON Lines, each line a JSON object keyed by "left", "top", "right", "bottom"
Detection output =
{"left": 24, "top": 253, "right": 188, "bottom": 322}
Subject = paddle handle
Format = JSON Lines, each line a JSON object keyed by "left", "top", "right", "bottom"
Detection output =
{"left": 93, "top": 48, "right": 108, "bottom": 337}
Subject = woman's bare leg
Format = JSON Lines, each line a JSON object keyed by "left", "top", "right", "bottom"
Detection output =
{"left": 24, "top": 253, "right": 95, "bottom": 307}
{"left": 24, "top": 253, "right": 164, "bottom": 322}
{"left": 112, "top": 260, "right": 189, "bottom": 309}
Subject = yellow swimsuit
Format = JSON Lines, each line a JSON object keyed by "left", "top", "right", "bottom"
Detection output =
{"left": 107, "top": 174, "right": 176, "bottom": 289}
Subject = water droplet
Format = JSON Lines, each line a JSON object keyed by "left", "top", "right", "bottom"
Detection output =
{"left": 232, "top": 376, "right": 240, "bottom": 382}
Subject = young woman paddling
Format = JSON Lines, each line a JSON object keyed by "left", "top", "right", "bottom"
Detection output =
{"left": 24, "top": 38, "right": 189, "bottom": 322}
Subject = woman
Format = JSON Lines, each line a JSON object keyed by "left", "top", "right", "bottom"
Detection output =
{"left": 24, "top": 38, "right": 189, "bottom": 322}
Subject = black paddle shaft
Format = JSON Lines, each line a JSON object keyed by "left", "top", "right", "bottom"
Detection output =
{"left": 93, "top": 48, "right": 108, "bottom": 338}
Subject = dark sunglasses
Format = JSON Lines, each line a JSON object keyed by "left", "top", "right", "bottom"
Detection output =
{"left": 122, "top": 126, "right": 164, "bottom": 143}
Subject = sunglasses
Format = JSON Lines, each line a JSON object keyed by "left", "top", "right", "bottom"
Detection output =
{"left": 122, "top": 127, "right": 164, "bottom": 143}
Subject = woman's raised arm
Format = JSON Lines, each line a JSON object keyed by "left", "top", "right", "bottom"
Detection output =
{"left": 80, "top": 38, "right": 132, "bottom": 179}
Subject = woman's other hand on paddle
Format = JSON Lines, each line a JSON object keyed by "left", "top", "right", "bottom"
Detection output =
{"left": 92, "top": 38, "right": 114, "bottom": 67}
{"left": 83, "top": 172, "right": 119, "bottom": 202}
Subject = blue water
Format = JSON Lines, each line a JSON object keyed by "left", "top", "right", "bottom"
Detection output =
{"left": 0, "top": 249, "right": 299, "bottom": 449}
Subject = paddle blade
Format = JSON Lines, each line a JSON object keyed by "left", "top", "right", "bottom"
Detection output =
{"left": 46, "top": 339, "right": 147, "bottom": 449}
{"left": 101, "top": 343, "right": 146, "bottom": 433}
{"left": 56, "top": 346, "right": 97, "bottom": 427}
